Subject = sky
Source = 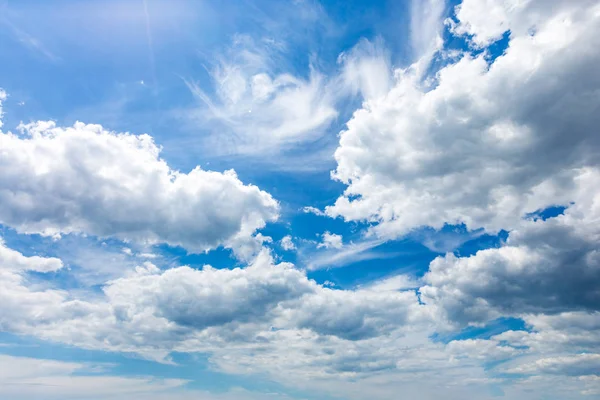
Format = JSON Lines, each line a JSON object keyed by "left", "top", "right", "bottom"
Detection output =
{"left": 0, "top": 0, "right": 599, "bottom": 399}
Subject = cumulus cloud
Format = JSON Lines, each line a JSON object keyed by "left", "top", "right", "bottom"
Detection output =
{"left": 327, "top": 0, "right": 600, "bottom": 239}
{"left": 420, "top": 169, "right": 600, "bottom": 325}
{"left": 279, "top": 235, "right": 296, "bottom": 251}
{"left": 105, "top": 250, "right": 313, "bottom": 331}
{"left": 2, "top": 1, "right": 600, "bottom": 398}
{"left": 0, "top": 119, "right": 279, "bottom": 255}
{"left": 317, "top": 232, "right": 343, "bottom": 249}
{"left": 0, "top": 239, "right": 75, "bottom": 334}
{"left": 505, "top": 353, "right": 600, "bottom": 376}
{"left": 0, "top": 240, "right": 428, "bottom": 360}
{"left": 1, "top": 236, "right": 596, "bottom": 398}
{"left": 293, "top": 287, "right": 421, "bottom": 340}
{"left": 0, "top": 238, "right": 63, "bottom": 273}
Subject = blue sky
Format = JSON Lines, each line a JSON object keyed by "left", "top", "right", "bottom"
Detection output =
{"left": 0, "top": 0, "right": 599, "bottom": 399}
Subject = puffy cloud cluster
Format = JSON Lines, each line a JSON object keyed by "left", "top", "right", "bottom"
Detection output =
{"left": 315, "top": 1, "right": 600, "bottom": 394}
{"left": 0, "top": 120, "right": 279, "bottom": 255}
{"left": 0, "top": 241, "right": 425, "bottom": 357}
{"left": 1, "top": 0, "right": 600, "bottom": 398}
{"left": 317, "top": 231, "right": 343, "bottom": 249}
{"left": 0, "top": 237, "right": 63, "bottom": 273}
{"left": 1, "top": 233, "right": 598, "bottom": 398}
{"left": 328, "top": 0, "right": 600, "bottom": 238}
{"left": 279, "top": 235, "right": 296, "bottom": 251}
{"left": 105, "top": 251, "right": 313, "bottom": 331}
{"left": 421, "top": 169, "right": 600, "bottom": 325}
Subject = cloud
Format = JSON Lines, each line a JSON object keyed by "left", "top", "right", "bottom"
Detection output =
{"left": 0, "top": 353, "right": 311, "bottom": 400}
{"left": 364, "top": 274, "right": 420, "bottom": 292}
{"left": 1, "top": 236, "right": 597, "bottom": 398}
{"left": 302, "top": 206, "right": 325, "bottom": 216}
{"left": 409, "top": 0, "right": 445, "bottom": 57}
{"left": 327, "top": 0, "right": 600, "bottom": 239}
{"left": 292, "top": 286, "right": 421, "bottom": 340}
{"left": 317, "top": 231, "right": 343, "bottom": 249}
{"left": 279, "top": 235, "right": 296, "bottom": 251}
{"left": 451, "top": 0, "right": 598, "bottom": 48}
{"left": 0, "top": 118, "right": 279, "bottom": 256}
{"left": 420, "top": 169, "right": 600, "bottom": 325}
{"left": 105, "top": 250, "right": 313, "bottom": 331}
{"left": 186, "top": 35, "right": 338, "bottom": 156}
{"left": 0, "top": 239, "right": 429, "bottom": 362}
{"left": 338, "top": 38, "right": 391, "bottom": 101}
{"left": 304, "top": 238, "right": 388, "bottom": 271}
{"left": 1, "top": 17, "right": 61, "bottom": 62}
{"left": 505, "top": 353, "right": 600, "bottom": 376}
{"left": 0, "top": 354, "right": 190, "bottom": 400}
{"left": 0, "top": 237, "right": 63, "bottom": 273}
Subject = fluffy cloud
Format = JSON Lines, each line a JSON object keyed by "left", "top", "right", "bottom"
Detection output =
{"left": 327, "top": 0, "right": 600, "bottom": 238}
{"left": 1, "top": 237, "right": 597, "bottom": 398}
{"left": 0, "top": 240, "right": 427, "bottom": 358}
{"left": 279, "top": 235, "right": 296, "bottom": 251}
{"left": 420, "top": 169, "right": 600, "bottom": 325}
{"left": 292, "top": 287, "right": 421, "bottom": 340}
{"left": 0, "top": 238, "right": 70, "bottom": 333}
{"left": 494, "top": 312, "right": 600, "bottom": 355}
{"left": 0, "top": 119, "right": 279, "bottom": 255}
{"left": 105, "top": 251, "right": 313, "bottom": 331}
{"left": 0, "top": 237, "right": 63, "bottom": 273}
{"left": 317, "top": 231, "right": 343, "bottom": 249}
{"left": 505, "top": 353, "right": 600, "bottom": 376}
{"left": 104, "top": 250, "right": 424, "bottom": 342}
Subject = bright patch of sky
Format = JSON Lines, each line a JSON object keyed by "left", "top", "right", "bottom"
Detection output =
{"left": 0, "top": 0, "right": 599, "bottom": 399}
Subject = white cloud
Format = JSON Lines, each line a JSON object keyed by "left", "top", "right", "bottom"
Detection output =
{"left": 0, "top": 354, "right": 190, "bottom": 400}
{"left": 105, "top": 250, "right": 313, "bottom": 332}
{"left": 302, "top": 206, "right": 325, "bottom": 216}
{"left": 338, "top": 38, "right": 391, "bottom": 101}
{"left": 0, "top": 237, "right": 63, "bottom": 273}
{"left": 327, "top": 0, "right": 600, "bottom": 239}
{"left": 0, "top": 89, "right": 6, "bottom": 128}
{"left": 505, "top": 353, "right": 600, "bottom": 376}
{"left": 420, "top": 168, "right": 600, "bottom": 326}
{"left": 2, "top": 1, "right": 600, "bottom": 398}
{"left": 364, "top": 274, "right": 420, "bottom": 292}
{"left": 317, "top": 232, "right": 343, "bottom": 249}
{"left": 0, "top": 118, "right": 279, "bottom": 256}
{"left": 0, "top": 352, "right": 309, "bottom": 400}
{"left": 1, "top": 236, "right": 597, "bottom": 398}
{"left": 304, "top": 238, "right": 387, "bottom": 271}
{"left": 410, "top": 0, "right": 445, "bottom": 57}
{"left": 451, "top": 0, "right": 599, "bottom": 48}
{"left": 279, "top": 235, "right": 296, "bottom": 251}
{"left": 186, "top": 36, "right": 338, "bottom": 156}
